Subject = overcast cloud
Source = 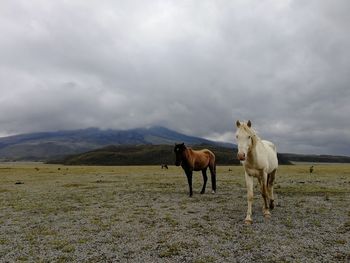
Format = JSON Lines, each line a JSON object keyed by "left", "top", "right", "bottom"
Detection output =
{"left": 1, "top": 0, "right": 350, "bottom": 155}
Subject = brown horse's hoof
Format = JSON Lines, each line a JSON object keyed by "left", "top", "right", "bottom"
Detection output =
{"left": 269, "top": 200, "right": 275, "bottom": 210}
{"left": 244, "top": 219, "right": 253, "bottom": 225}
{"left": 200, "top": 191, "right": 205, "bottom": 194}
{"left": 211, "top": 190, "right": 216, "bottom": 194}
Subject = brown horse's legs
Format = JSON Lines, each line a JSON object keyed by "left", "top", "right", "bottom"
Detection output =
{"left": 185, "top": 171, "right": 193, "bottom": 197}
{"left": 200, "top": 169, "right": 208, "bottom": 194}
{"left": 209, "top": 164, "right": 216, "bottom": 193}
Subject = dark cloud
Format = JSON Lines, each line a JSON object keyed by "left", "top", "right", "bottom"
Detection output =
{"left": 0, "top": 0, "right": 349, "bottom": 155}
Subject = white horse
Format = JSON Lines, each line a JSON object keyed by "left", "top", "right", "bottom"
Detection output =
{"left": 235, "top": 120, "right": 278, "bottom": 224}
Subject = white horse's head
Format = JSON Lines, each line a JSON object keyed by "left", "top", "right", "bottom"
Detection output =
{"left": 235, "top": 120, "right": 255, "bottom": 161}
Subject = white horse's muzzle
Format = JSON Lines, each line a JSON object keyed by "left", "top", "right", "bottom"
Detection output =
{"left": 237, "top": 152, "right": 246, "bottom": 161}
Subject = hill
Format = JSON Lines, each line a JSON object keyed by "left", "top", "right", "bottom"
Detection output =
{"left": 48, "top": 144, "right": 293, "bottom": 166}
{"left": 0, "top": 127, "right": 233, "bottom": 161}
{"left": 281, "top": 153, "right": 350, "bottom": 163}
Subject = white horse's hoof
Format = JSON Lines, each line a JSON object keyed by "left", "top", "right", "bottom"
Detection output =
{"left": 264, "top": 211, "right": 271, "bottom": 219}
{"left": 244, "top": 219, "right": 253, "bottom": 225}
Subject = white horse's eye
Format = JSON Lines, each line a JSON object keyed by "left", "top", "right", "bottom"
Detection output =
{"left": 248, "top": 136, "right": 251, "bottom": 139}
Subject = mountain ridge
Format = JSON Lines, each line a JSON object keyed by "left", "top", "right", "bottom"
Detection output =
{"left": 1, "top": 126, "right": 350, "bottom": 163}
{"left": 0, "top": 126, "right": 234, "bottom": 161}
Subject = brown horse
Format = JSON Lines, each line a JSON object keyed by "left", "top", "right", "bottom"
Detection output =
{"left": 174, "top": 143, "right": 216, "bottom": 197}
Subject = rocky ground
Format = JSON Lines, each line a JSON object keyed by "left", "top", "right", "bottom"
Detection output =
{"left": 0, "top": 164, "right": 349, "bottom": 262}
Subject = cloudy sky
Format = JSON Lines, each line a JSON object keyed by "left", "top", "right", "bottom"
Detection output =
{"left": 1, "top": 0, "right": 349, "bottom": 155}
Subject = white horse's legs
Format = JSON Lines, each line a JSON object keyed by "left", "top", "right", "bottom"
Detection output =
{"left": 245, "top": 172, "right": 254, "bottom": 224}
{"left": 267, "top": 169, "right": 276, "bottom": 209}
{"left": 261, "top": 172, "right": 271, "bottom": 218}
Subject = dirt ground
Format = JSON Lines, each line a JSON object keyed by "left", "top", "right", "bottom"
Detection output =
{"left": 0, "top": 164, "right": 349, "bottom": 262}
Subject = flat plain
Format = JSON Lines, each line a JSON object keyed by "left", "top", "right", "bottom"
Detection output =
{"left": 0, "top": 163, "right": 349, "bottom": 262}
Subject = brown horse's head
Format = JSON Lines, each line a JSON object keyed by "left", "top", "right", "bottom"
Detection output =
{"left": 174, "top": 143, "right": 186, "bottom": 166}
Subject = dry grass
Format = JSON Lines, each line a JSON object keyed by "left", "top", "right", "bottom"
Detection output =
{"left": 0, "top": 163, "right": 349, "bottom": 262}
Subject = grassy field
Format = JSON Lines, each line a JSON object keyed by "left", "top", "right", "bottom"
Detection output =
{"left": 0, "top": 163, "right": 349, "bottom": 262}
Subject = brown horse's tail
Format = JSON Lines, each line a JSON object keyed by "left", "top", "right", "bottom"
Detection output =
{"left": 209, "top": 152, "right": 216, "bottom": 192}
{"left": 211, "top": 151, "right": 216, "bottom": 173}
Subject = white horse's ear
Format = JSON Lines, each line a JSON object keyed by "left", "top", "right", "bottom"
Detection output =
{"left": 247, "top": 120, "right": 252, "bottom": 127}
{"left": 236, "top": 120, "right": 241, "bottom": 127}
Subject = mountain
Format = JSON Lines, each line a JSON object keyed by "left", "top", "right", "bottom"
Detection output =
{"left": 0, "top": 126, "right": 234, "bottom": 161}
{"left": 2, "top": 126, "right": 349, "bottom": 164}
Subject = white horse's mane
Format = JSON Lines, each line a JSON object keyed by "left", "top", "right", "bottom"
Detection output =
{"left": 239, "top": 122, "right": 260, "bottom": 139}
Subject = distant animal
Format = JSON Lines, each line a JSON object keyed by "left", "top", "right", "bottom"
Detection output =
{"left": 161, "top": 164, "right": 168, "bottom": 169}
{"left": 309, "top": 166, "right": 314, "bottom": 175}
{"left": 174, "top": 143, "right": 216, "bottom": 197}
{"left": 235, "top": 120, "right": 278, "bottom": 224}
